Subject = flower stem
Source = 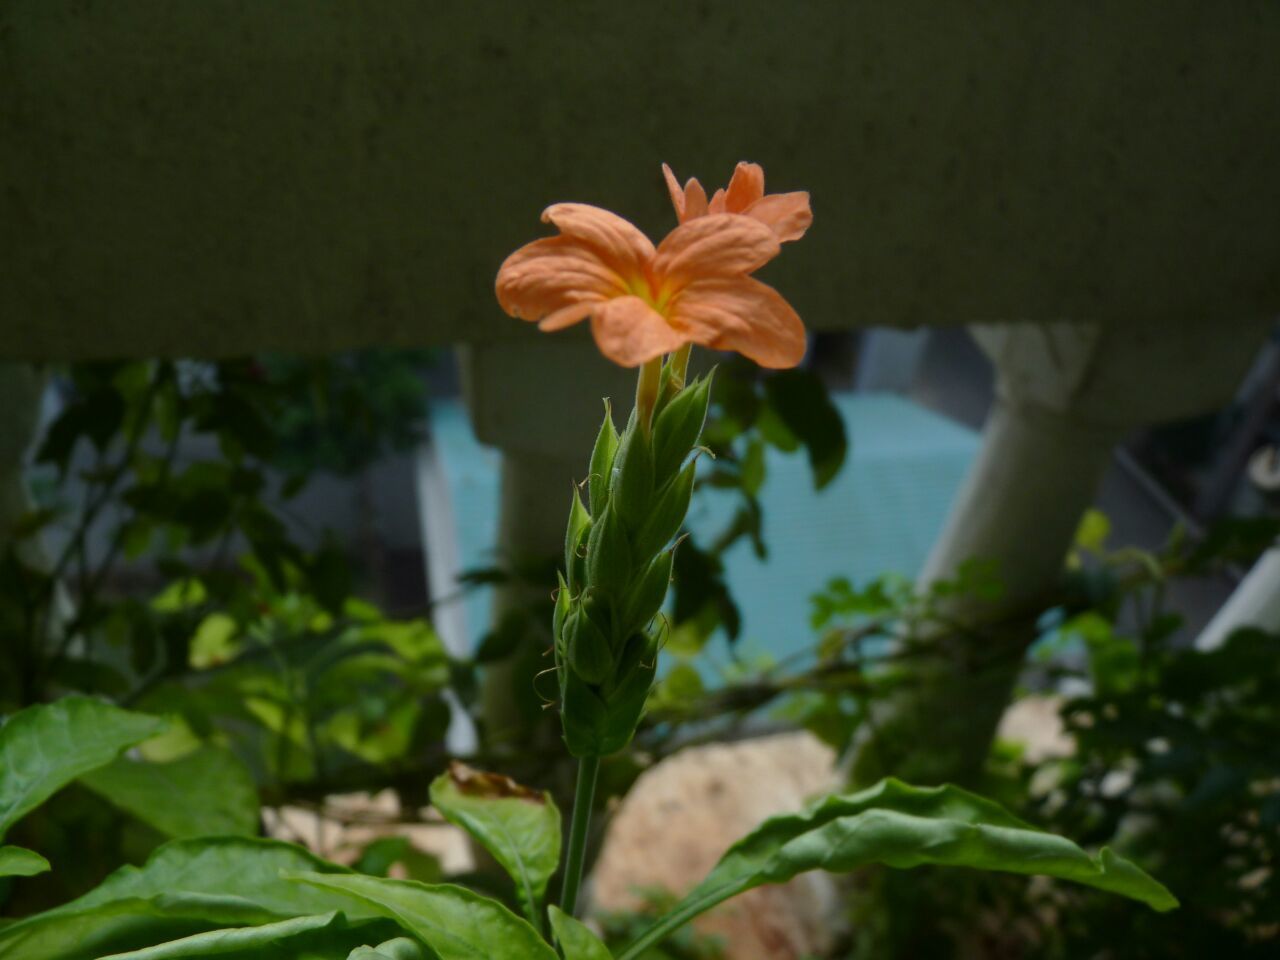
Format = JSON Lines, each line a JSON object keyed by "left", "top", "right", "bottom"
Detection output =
{"left": 668, "top": 344, "right": 692, "bottom": 390}
{"left": 559, "top": 753, "right": 601, "bottom": 918}
{"left": 635, "top": 357, "right": 663, "bottom": 432}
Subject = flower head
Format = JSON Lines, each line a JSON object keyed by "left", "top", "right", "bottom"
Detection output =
{"left": 662, "top": 161, "right": 812, "bottom": 242}
{"left": 496, "top": 165, "right": 810, "bottom": 369}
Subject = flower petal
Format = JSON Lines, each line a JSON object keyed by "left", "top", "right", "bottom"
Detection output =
{"left": 539, "top": 300, "right": 596, "bottom": 332}
{"left": 669, "top": 276, "right": 806, "bottom": 368}
{"left": 707, "top": 188, "right": 726, "bottom": 215}
{"left": 744, "top": 191, "right": 813, "bottom": 243}
{"left": 590, "top": 296, "right": 688, "bottom": 367}
{"left": 662, "top": 163, "right": 686, "bottom": 221}
{"left": 683, "top": 178, "right": 708, "bottom": 220}
{"left": 723, "top": 162, "right": 766, "bottom": 213}
{"left": 541, "top": 203, "right": 655, "bottom": 276}
{"left": 662, "top": 164, "right": 710, "bottom": 224}
{"left": 652, "top": 214, "right": 780, "bottom": 286}
{"left": 496, "top": 236, "right": 621, "bottom": 321}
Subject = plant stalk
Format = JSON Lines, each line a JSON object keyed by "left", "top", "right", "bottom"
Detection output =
{"left": 635, "top": 357, "right": 663, "bottom": 431}
{"left": 668, "top": 344, "right": 692, "bottom": 390}
{"left": 559, "top": 753, "right": 601, "bottom": 918}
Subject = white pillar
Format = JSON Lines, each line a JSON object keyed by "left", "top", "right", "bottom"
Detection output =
{"left": 1195, "top": 549, "right": 1280, "bottom": 650}
{"left": 853, "top": 319, "right": 1270, "bottom": 786}
{"left": 459, "top": 334, "right": 633, "bottom": 742}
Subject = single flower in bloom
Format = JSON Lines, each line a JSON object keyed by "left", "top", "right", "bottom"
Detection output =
{"left": 663, "top": 161, "right": 812, "bottom": 242}
{"left": 496, "top": 194, "right": 807, "bottom": 369}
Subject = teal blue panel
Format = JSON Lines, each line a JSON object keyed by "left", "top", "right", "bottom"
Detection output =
{"left": 427, "top": 392, "right": 978, "bottom": 675}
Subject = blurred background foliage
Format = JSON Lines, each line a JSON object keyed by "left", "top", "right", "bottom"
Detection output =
{"left": 1, "top": 348, "right": 1277, "bottom": 959}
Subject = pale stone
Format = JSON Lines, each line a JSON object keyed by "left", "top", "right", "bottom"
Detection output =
{"left": 263, "top": 790, "right": 475, "bottom": 876}
{"left": 997, "top": 694, "right": 1073, "bottom": 764}
{"left": 591, "top": 732, "right": 842, "bottom": 960}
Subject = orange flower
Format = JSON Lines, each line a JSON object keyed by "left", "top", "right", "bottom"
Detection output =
{"left": 496, "top": 173, "right": 809, "bottom": 369}
{"left": 662, "top": 161, "right": 812, "bottom": 242}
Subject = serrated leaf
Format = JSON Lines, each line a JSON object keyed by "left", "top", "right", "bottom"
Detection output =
{"left": 619, "top": 778, "right": 1176, "bottom": 960}
{"left": 0, "top": 696, "right": 168, "bottom": 840}
{"left": 0, "top": 838, "right": 372, "bottom": 960}
{"left": 548, "top": 906, "right": 612, "bottom": 960}
{"left": 429, "top": 763, "right": 561, "bottom": 931}
{"left": 288, "top": 872, "right": 558, "bottom": 960}
{"left": 80, "top": 746, "right": 259, "bottom": 838}
{"left": 0, "top": 844, "right": 50, "bottom": 877}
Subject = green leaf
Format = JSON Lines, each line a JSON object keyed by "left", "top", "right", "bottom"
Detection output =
{"left": 762, "top": 370, "right": 847, "bottom": 489}
{"left": 0, "top": 844, "right": 50, "bottom": 877}
{"left": 348, "top": 939, "right": 428, "bottom": 960}
{"left": 0, "top": 696, "right": 168, "bottom": 840}
{"left": 739, "top": 438, "right": 766, "bottom": 497}
{"left": 618, "top": 778, "right": 1177, "bottom": 960}
{"left": 429, "top": 764, "right": 561, "bottom": 931}
{"left": 95, "top": 911, "right": 349, "bottom": 959}
{"left": 0, "top": 838, "right": 373, "bottom": 960}
{"left": 548, "top": 906, "right": 612, "bottom": 960}
{"left": 288, "top": 872, "right": 558, "bottom": 960}
{"left": 80, "top": 746, "right": 259, "bottom": 838}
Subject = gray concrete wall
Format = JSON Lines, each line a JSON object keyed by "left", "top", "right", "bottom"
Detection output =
{"left": 3, "top": 2, "right": 1279, "bottom": 359}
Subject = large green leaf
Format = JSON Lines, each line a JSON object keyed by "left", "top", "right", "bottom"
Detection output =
{"left": 0, "top": 844, "right": 50, "bottom": 877}
{"left": 347, "top": 938, "right": 428, "bottom": 960}
{"left": 548, "top": 906, "right": 612, "bottom": 960}
{"left": 289, "top": 872, "right": 557, "bottom": 960}
{"left": 428, "top": 764, "right": 561, "bottom": 930}
{"left": 80, "top": 746, "right": 259, "bottom": 838}
{"left": 96, "top": 912, "right": 356, "bottom": 959}
{"left": 619, "top": 778, "right": 1177, "bottom": 960}
{"left": 0, "top": 696, "right": 167, "bottom": 839}
{"left": 0, "top": 838, "right": 372, "bottom": 960}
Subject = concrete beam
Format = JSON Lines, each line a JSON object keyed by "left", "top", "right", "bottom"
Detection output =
{"left": 3, "top": 3, "right": 1279, "bottom": 359}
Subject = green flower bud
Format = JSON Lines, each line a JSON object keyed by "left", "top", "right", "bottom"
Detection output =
{"left": 586, "top": 501, "right": 632, "bottom": 597}
{"left": 553, "top": 572, "right": 571, "bottom": 652}
{"left": 560, "top": 668, "right": 610, "bottom": 757}
{"left": 564, "top": 601, "right": 613, "bottom": 685}
{"left": 588, "top": 401, "right": 619, "bottom": 515}
{"left": 609, "top": 417, "right": 653, "bottom": 532}
{"left": 652, "top": 373, "right": 713, "bottom": 485}
{"left": 563, "top": 486, "right": 591, "bottom": 592}
{"left": 595, "top": 631, "right": 659, "bottom": 755}
{"left": 621, "top": 549, "right": 674, "bottom": 638}
{"left": 633, "top": 459, "right": 696, "bottom": 561}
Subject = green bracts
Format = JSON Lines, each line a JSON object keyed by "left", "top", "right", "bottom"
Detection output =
{"left": 554, "top": 373, "right": 711, "bottom": 756}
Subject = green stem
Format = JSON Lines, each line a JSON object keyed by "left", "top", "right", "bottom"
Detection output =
{"left": 618, "top": 879, "right": 750, "bottom": 960}
{"left": 559, "top": 753, "right": 601, "bottom": 919}
{"left": 635, "top": 358, "right": 662, "bottom": 432}
{"left": 668, "top": 344, "right": 692, "bottom": 390}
